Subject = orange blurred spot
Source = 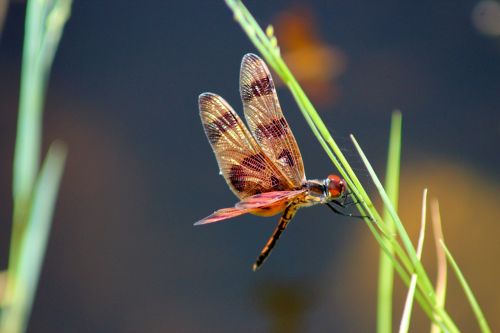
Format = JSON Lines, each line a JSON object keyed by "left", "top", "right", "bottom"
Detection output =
{"left": 274, "top": 5, "right": 347, "bottom": 108}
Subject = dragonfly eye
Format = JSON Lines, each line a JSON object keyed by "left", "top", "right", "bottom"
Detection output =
{"left": 327, "top": 174, "right": 346, "bottom": 198}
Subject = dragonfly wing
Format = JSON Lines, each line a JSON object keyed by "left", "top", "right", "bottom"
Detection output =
{"left": 194, "top": 207, "right": 252, "bottom": 226}
{"left": 199, "top": 93, "right": 294, "bottom": 199}
{"left": 195, "top": 190, "right": 306, "bottom": 226}
{"left": 240, "top": 54, "right": 306, "bottom": 188}
{"left": 235, "top": 190, "right": 305, "bottom": 209}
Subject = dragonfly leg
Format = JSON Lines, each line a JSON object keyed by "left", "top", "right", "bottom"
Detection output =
{"left": 338, "top": 191, "right": 363, "bottom": 207}
{"left": 326, "top": 201, "right": 367, "bottom": 220}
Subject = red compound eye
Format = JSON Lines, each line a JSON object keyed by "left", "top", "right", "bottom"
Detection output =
{"left": 327, "top": 174, "right": 346, "bottom": 198}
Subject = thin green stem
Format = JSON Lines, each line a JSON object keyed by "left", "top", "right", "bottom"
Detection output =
{"left": 441, "top": 241, "right": 491, "bottom": 333}
{"left": 3, "top": 143, "right": 67, "bottom": 333}
{"left": 377, "top": 111, "right": 402, "bottom": 333}
{"left": 399, "top": 189, "right": 427, "bottom": 333}
{"left": 10, "top": 0, "right": 46, "bottom": 278}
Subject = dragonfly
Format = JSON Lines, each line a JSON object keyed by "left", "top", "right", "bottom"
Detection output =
{"left": 196, "top": 53, "right": 353, "bottom": 271}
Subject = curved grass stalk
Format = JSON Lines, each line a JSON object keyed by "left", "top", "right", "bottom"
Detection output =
{"left": 430, "top": 200, "right": 448, "bottom": 333}
{"left": 440, "top": 241, "right": 492, "bottom": 333}
{"left": 377, "top": 111, "right": 402, "bottom": 333}
{"left": 399, "top": 189, "right": 428, "bottom": 333}
{"left": 223, "top": 1, "right": 490, "bottom": 332}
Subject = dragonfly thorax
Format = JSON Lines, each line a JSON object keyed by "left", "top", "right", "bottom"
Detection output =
{"left": 304, "top": 174, "right": 346, "bottom": 204}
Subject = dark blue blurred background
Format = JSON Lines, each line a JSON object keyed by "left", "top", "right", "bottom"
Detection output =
{"left": 0, "top": 1, "right": 499, "bottom": 332}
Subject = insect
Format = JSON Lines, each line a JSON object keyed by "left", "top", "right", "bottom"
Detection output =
{"left": 196, "top": 53, "right": 351, "bottom": 271}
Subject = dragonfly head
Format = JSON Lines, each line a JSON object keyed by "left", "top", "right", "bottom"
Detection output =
{"left": 326, "top": 174, "right": 346, "bottom": 199}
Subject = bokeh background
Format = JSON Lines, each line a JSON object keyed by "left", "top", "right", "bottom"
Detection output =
{"left": 0, "top": 1, "right": 499, "bottom": 332}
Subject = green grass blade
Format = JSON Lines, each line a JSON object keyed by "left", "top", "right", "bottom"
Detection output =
{"left": 2, "top": 1, "right": 72, "bottom": 332}
{"left": 350, "top": 134, "right": 434, "bottom": 292}
{"left": 13, "top": 0, "right": 71, "bottom": 202}
{"left": 382, "top": 111, "right": 402, "bottom": 211}
{"left": 399, "top": 189, "right": 427, "bottom": 333}
{"left": 377, "top": 111, "right": 402, "bottom": 333}
{"left": 440, "top": 240, "right": 492, "bottom": 333}
{"left": 2, "top": 142, "right": 67, "bottom": 333}
{"left": 12, "top": 0, "right": 45, "bottom": 205}
{"left": 10, "top": 0, "right": 73, "bottom": 273}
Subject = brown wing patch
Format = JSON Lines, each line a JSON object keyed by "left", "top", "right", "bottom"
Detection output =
{"left": 199, "top": 93, "right": 295, "bottom": 199}
{"left": 240, "top": 54, "right": 306, "bottom": 188}
{"left": 202, "top": 110, "right": 238, "bottom": 145}
{"left": 228, "top": 165, "right": 247, "bottom": 193}
{"left": 242, "top": 76, "right": 274, "bottom": 101}
{"left": 277, "top": 149, "right": 294, "bottom": 167}
{"left": 270, "top": 175, "right": 284, "bottom": 190}
{"left": 241, "top": 153, "right": 266, "bottom": 172}
{"left": 256, "top": 117, "right": 289, "bottom": 139}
